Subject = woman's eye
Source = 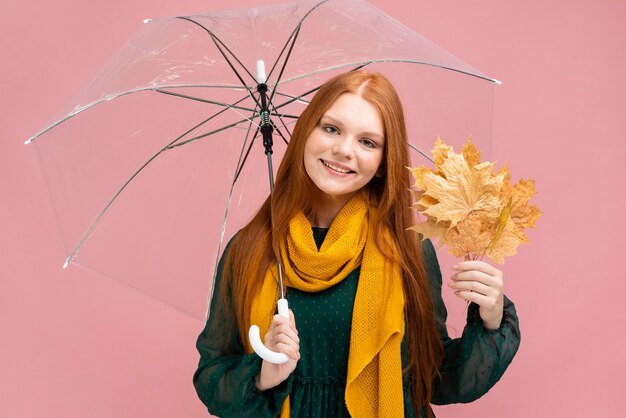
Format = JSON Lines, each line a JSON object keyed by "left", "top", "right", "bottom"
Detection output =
{"left": 360, "top": 139, "right": 377, "bottom": 149}
{"left": 323, "top": 126, "right": 338, "bottom": 134}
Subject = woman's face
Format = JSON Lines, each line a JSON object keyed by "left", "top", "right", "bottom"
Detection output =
{"left": 303, "top": 92, "right": 385, "bottom": 207}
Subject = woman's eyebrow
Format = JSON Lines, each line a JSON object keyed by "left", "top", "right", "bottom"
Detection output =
{"left": 319, "top": 115, "right": 342, "bottom": 126}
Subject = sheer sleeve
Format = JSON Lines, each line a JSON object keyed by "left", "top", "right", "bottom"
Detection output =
{"left": 420, "top": 239, "right": 521, "bottom": 405}
{"left": 193, "top": 242, "right": 292, "bottom": 417}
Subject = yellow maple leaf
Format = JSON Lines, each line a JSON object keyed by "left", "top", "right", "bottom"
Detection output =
{"left": 409, "top": 166, "right": 431, "bottom": 191}
{"left": 484, "top": 217, "right": 527, "bottom": 263}
{"left": 408, "top": 218, "right": 449, "bottom": 249}
{"left": 461, "top": 138, "right": 481, "bottom": 167}
{"left": 445, "top": 210, "right": 495, "bottom": 258}
{"left": 409, "top": 138, "right": 541, "bottom": 264}
{"left": 421, "top": 150, "right": 504, "bottom": 228}
{"left": 432, "top": 137, "right": 453, "bottom": 170}
{"left": 510, "top": 179, "right": 541, "bottom": 231}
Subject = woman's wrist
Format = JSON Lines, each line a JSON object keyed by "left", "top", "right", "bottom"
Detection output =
{"left": 481, "top": 311, "right": 503, "bottom": 331}
{"left": 255, "top": 374, "right": 268, "bottom": 391}
{"left": 255, "top": 371, "right": 278, "bottom": 392}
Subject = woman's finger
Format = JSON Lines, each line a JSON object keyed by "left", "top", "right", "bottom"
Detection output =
{"left": 452, "top": 260, "right": 502, "bottom": 277}
{"left": 269, "top": 314, "right": 291, "bottom": 329}
{"left": 264, "top": 330, "right": 300, "bottom": 360}
{"left": 268, "top": 323, "right": 300, "bottom": 344}
{"left": 272, "top": 343, "right": 300, "bottom": 360}
{"left": 266, "top": 334, "right": 300, "bottom": 356}
{"left": 448, "top": 279, "right": 493, "bottom": 296}
{"left": 454, "top": 289, "right": 492, "bottom": 306}
{"left": 263, "top": 309, "right": 301, "bottom": 360}
{"left": 451, "top": 270, "right": 500, "bottom": 287}
{"left": 289, "top": 309, "right": 297, "bottom": 328}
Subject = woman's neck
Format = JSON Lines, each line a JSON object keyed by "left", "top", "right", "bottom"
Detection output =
{"left": 310, "top": 192, "right": 356, "bottom": 228}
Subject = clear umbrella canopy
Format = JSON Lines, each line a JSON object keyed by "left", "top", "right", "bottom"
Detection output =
{"left": 28, "top": 0, "right": 498, "bottom": 319}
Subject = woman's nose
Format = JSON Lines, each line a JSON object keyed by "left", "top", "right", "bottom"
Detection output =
{"left": 332, "top": 136, "right": 354, "bottom": 159}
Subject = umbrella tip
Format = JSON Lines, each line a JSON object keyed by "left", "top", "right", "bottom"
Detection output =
{"left": 143, "top": 18, "right": 152, "bottom": 24}
{"left": 256, "top": 60, "right": 266, "bottom": 84}
{"left": 63, "top": 258, "right": 70, "bottom": 269}
{"left": 24, "top": 138, "right": 33, "bottom": 145}
{"left": 494, "top": 78, "right": 503, "bottom": 85}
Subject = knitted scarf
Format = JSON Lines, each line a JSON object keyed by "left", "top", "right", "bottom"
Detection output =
{"left": 248, "top": 192, "right": 406, "bottom": 417}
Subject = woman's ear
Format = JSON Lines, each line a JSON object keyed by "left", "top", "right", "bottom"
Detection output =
{"left": 375, "top": 164, "right": 385, "bottom": 178}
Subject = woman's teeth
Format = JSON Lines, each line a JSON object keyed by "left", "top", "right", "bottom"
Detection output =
{"left": 323, "top": 160, "right": 352, "bottom": 174}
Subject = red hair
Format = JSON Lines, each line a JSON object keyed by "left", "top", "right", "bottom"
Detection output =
{"left": 223, "top": 71, "right": 443, "bottom": 416}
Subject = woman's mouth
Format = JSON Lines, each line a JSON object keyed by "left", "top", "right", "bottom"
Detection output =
{"left": 321, "top": 159, "right": 354, "bottom": 174}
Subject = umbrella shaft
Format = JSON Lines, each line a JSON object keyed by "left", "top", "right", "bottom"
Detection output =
{"left": 266, "top": 153, "right": 275, "bottom": 192}
{"left": 257, "top": 83, "right": 275, "bottom": 156}
{"left": 258, "top": 82, "right": 285, "bottom": 299}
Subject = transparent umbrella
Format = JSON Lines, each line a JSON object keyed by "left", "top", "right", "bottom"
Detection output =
{"left": 26, "top": 0, "right": 498, "bottom": 333}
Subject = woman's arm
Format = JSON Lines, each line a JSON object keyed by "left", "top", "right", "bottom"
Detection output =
{"left": 421, "top": 239, "right": 521, "bottom": 404}
{"left": 193, "top": 244, "right": 293, "bottom": 417}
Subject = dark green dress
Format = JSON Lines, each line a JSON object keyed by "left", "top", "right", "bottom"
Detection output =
{"left": 193, "top": 229, "right": 520, "bottom": 417}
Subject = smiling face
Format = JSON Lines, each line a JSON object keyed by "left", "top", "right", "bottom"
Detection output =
{"left": 303, "top": 92, "right": 385, "bottom": 210}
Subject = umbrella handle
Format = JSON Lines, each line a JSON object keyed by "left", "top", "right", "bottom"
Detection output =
{"left": 248, "top": 298, "right": 290, "bottom": 364}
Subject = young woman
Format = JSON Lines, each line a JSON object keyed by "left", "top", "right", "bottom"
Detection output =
{"left": 193, "top": 71, "right": 520, "bottom": 418}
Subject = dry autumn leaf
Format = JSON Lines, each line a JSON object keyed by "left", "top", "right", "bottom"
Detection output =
{"left": 409, "top": 138, "right": 541, "bottom": 264}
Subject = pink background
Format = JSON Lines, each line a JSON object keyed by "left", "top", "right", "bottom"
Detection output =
{"left": 2, "top": 0, "right": 625, "bottom": 417}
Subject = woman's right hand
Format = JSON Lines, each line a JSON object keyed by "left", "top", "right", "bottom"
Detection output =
{"left": 255, "top": 310, "right": 300, "bottom": 391}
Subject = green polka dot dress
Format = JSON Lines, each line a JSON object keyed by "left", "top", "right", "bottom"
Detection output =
{"left": 194, "top": 228, "right": 521, "bottom": 417}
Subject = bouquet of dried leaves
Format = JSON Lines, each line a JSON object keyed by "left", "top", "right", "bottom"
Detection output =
{"left": 409, "top": 138, "right": 541, "bottom": 264}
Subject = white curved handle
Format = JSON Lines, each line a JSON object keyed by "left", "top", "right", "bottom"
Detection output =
{"left": 248, "top": 298, "right": 290, "bottom": 364}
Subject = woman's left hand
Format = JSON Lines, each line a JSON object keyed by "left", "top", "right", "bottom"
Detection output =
{"left": 449, "top": 260, "right": 504, "bottom": 330}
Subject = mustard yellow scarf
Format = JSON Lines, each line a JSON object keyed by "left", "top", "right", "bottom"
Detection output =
{"left": 249, "top": 192, "right": 406, "bottom": 417}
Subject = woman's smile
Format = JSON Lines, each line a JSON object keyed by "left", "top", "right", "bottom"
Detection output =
{"left": 320, "top": 159, "right": 355, "bottom": 175}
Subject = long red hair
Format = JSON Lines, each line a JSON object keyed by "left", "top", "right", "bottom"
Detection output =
{"left": 222, "top": 71, "right": 444, "bottom": 415}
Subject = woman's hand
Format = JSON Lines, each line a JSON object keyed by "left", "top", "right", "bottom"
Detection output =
{"left": 255, "top": 310, "right": 300, "bottom": 391}
{"left": 449, "top": 260, "right": 504, "bottom": 330}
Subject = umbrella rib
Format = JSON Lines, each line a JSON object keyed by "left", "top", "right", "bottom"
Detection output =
{"left": 265, "top": 0, "right": 330, "bottom": 82}
{"left": 177, "top": 16, "right": 255, "bottom": 83}
{"left": 267, "top": 24, "right": 301, "bottom": 108}
{"left": 233, "top": 125, "right": 262, "bottom": 184}
{"left": 270, "top": 112, "right": 299, "bottom": 119}
{"left": 278, "top": 59, "right": 501, "bottom": 86}
{"left": 166, "top": 116, "right": 257, "bottom": 149}
{"left": 273, "top": 85, "right": 322, "bottom": 112}
{"left": 273, "top": 91, "right": 310, "bottom": 106}
{"left": 272, "top": 124, "right": 290, "bottom": 147}
{"left": 154, "top": 89, "right": 257, "bottom": 112}
{"left": 177, "top": 16, "right": 259, "bottom": 108}
{"left": 26, "top": 84, "right": 251, "bottom": 144}
{"left": 63, "top": 94, "right": 252, "bottom": 267}
{"left": 231, "top": 99, "right": 262, "bottom": 185}
{"left": 267, "top": 98, "right": 293, "bottom": 144}
{"left": 264, "top": 33, "right": 295, "bottom": 84}
{"left": 212, "top": 116, "right": 263, "bottom": 314}
{"left": 77, "top": 262, "right": 202, "bottom": 320}
{"left": 204, "top": 34, "right": 262, "bottom": 111}
{"left": 408, "top": 143, "right": 435, "bottom": 164}
{"left": 205, "top": 122, "right": 259, "bottom": 320}
{"left": 269, "top": 62, "right": 372, "bottom": 112}
{"left": 264, "top": 63, "right": 366, "bottom": 139}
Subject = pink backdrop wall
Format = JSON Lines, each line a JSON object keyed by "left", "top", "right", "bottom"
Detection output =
{"left": 2, "top": 0, "right": 625, "bottom": 417}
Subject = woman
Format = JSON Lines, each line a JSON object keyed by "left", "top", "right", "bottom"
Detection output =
{"left": 193, "top": 71, "right": 520, "bottom": 417}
